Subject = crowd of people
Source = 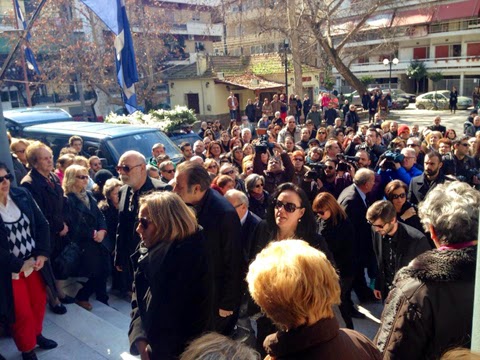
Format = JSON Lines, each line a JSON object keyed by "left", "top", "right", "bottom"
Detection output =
{"left": 1, "top": 90, "right": 480, "bottom": 360}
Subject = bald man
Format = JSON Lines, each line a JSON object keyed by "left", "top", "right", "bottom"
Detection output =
{"left": 114, "top": 151, "right": 172, "bottom": 293}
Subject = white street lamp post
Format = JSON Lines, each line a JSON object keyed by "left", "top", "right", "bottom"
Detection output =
{"left": 383, "top": 57, "right": 399, "bottom": 92}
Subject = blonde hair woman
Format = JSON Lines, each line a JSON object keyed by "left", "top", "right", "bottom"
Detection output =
{"left": 129, "top": 192, "right": 213, "bottom": 360}
{"left": 247, "top": 240, "right": 381, "bottom": 360}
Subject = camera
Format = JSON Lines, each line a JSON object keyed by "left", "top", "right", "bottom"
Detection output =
{"left": 305, "top": 162, "right": 327, "bottom": 182}
{"left": 336, "top": 154, "right": 359, "bottom": 172}
{"left": 457, "top": 168, "right": 480, "bottom": 185}
{"left": 383, "top": 150, "right": 404, "bottom": 163}
{"left": 255, "top": 134, "right": 275, "bottom": 155}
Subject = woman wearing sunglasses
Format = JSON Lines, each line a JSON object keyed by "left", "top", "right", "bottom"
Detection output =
{"left": 203, "top": 158, "right": 219, "bottom": 180}
{"left": 130, "top": 192, "right": 212, "bottom": 360}
{"left": 63, "top": 165, "right": 108, "bottom": 311}
{"left": 0, "top": 162, "right": 57, "bottom": 360}
{"left": 248, "top": 182, "right": 331, "bottom": 356}
{"left": 312, "top": 192, "right": 355, "bottom": 329}
{"left": 245, "top": 174, "right": 269, "bottom": 219}
{"left": 384, "top": 180, "right": 423, "bottom": 234}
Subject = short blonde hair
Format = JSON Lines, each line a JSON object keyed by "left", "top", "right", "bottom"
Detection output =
{"left": 25, "top": 141, "right": 52, "bottom": 167}
{"left": 139, "top": 192, "right": 198, "bottom": 243}
{"left": 63, "top": 164, "right": 88, "bottom": 194}
{"left": 73, "top": 155, "right": 89, "bottom": 169}
{"left": 103, "top": 178, "right": 122, "bottom": 200}
{"left": 247, "top": 240, "right": 340, "bottom": 330}
{"left": 10, "top": 138, "right": 30, "bottom": 152}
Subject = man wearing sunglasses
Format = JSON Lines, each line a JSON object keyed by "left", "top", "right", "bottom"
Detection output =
{"left": 114, "top": 151, "right": 172, "bottom": 294}
{"left": 158, "top": 161, "right": 175, "bottom": 184}
{"left": 367, "top": 200, "right": 431, "bottom": 301}
{"left": 442, "top": 136, "right": 479, "bottom": 187}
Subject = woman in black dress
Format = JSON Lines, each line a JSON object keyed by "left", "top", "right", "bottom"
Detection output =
{"left": 449, "top": 86, "right": 458, "bottom": 114}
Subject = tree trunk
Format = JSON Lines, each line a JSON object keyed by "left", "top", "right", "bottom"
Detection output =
{"left": 287, "top": 0, "right": 303, "bottom": 96}
{"left": 318, "top": 39, "right": 366, "bottom": 95}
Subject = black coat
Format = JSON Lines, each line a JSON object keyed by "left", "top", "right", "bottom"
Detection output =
{"left": 65, "top": 191, "right": 108, "bottom": 277}
{"left": 99, "top": 200, "right": 118, "bottom": 254}
{"left": 375, "top": 246, "right": 477, "bottom": 360}
{"left": 0, "top": 187, "right": 50, "bottom": 324}
{"left": 408, "top": 173, "right": 447, "bottom": 205}
{"left": 115, "top": 177, "right": 171, "bottom": 269}
{"left": 318, "top": 217, "right": 355, "bottom": 277}
{"left": 196, "top": 189, "right": 242, "bottom": 312}
{"left": 240, "top": 211, "right": 261, "bottom": 280}
{"left": 128, "top": 230, "right": 213, "bottom": 360}
{"left": 248, "top": 191, "right": 270, "bottom": 219}
{"left": 371, "top": 222, "right": 432, "bottom": 298}
{"left": 21, "top": 168, "right": 66, "bottom": 257}
{"left": 337, "top": 184, "right": 374, "bottom": 265}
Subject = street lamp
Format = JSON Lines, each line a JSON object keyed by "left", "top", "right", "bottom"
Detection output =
{"left": 283, "top": 39, "right": 289, "bottom": 99}
{"left": 383, "top": 57, "right": 399, "bottom": 92}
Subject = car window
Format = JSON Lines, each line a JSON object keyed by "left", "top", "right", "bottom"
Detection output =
{"left": 435, "top": 94, "right": 447, "bottom": 100}
{"left": 423, "top": 94, "right": 433, "bottom": 100}
{"left": 107, "top": 131, "right": 182, "bottom": 163}
{"left": 169, "top": 133, "right": 202, "bottom": 147}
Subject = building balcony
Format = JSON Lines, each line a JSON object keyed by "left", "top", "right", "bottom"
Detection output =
{"left": 168, "top": 22, "right": 223, "bottom": 37}
{"left": 334, "top": 55, "right": 480, "bottom": 77}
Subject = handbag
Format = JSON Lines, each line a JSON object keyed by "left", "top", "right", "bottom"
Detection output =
{"left": 53, "top": 241, "right": 82, "bottom": 278}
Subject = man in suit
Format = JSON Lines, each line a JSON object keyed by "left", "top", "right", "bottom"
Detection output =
{"left": 114, "top": 151, "right": 172, "bottom": 294}
{"left": 338, "top": 168, "right": 377, "bottom": 317}
{"left": 408, "top": 151, "right": 446, "bottom": 205}
{"left": 367, "top": 200, "right": 432, "bottom": 300}
{"left": 174, "top": 162, "right": 242, "bottom": 336}
{"left": 224, "top": 189, "right": 261, "bottom": 281}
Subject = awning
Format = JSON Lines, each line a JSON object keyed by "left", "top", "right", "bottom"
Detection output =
{"left": 214, "top": 74, "right": 284, "bottom": 90}
{"left": 392, "top": 8, "right": 434, "bottom": 26}
{"left": 433, "top": 0, "right": 480, "bottom": 21}
{"left": 330, "top": 11, "right": 393, "bottom": 35}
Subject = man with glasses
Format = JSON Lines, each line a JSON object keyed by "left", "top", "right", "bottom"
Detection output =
{"left": 406, "top": 137, "right": 424, "bottom": 171}
{"left": 442, "top": 136, "right": 479, "bottom": 186}
{"left": 378, "top": 148, "right": 422, "bottom": 186}
{"left": 367, "top": 201, "right": 431, "bottom": 301}
{"left": 114, "top": 151, "right": 172, "bottom": 295}
{"left": 277, "top": 116, "right": 301, "bottom": 144}
{"left": 158, "top": 160, "right": 175, "bottom": 184}
{"left": 408, "top": 151, "right": 446, "bottom": 205}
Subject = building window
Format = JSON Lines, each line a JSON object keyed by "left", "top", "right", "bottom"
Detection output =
{"left": 358, "top": 56, "right": 369, "bottom": 64}
{"left": 435, "top": 44, "right": 461, "bottom": 58}
{"left": 467, "top": 43, "right": 480, "bottom": 56}
{"left": 413, "top": 47, "right": 428, "bottom": 60}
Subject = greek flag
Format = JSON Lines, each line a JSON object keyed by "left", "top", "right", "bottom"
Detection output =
{"left": 80, "top": 0, "right": 139, "bottom": 113}
{"left": 13, "top": 0, "right": 40, "bottom": 75}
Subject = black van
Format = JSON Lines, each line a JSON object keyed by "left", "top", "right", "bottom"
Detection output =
{"left": 4, "top": 107, "right": 73, "bottom": 137}
{"left": 21, "top": 121, "right": 183, "bottom": 173}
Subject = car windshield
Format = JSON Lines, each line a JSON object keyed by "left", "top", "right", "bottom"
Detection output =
{"left": 108, "top": 131, "right": 182, "bottom": 163}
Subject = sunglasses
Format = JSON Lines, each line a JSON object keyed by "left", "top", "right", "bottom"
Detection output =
{"left": 318, "top": 132, "right": 326, "bottom": 134}
{"left": 407, "top": 144, "right": 419, "bottom": 148}
{"left": 294, "top": 158, "right": 304, "bottom": 162}
{"left": 317, "top": 210, "right": 325, "bottom": 216}
{"left": 208, "top": 164, "right": 218, "bottom": 169}
{"left": 391, "top": 193, "right": 406, "bottom": 200}
{"left": 75, "top": 175, "right": 89, "bottom": 180}
{"left": 255, "top": 183, "right": 264, "bottom": 188}
{"left": 460, "top": 143, "right": 470, "bottom": 147}
{"left": 162, "top": 169, "right": 175, "bottom": 174}
{"left": 14, "top": 149, "right": 26, "bottom": 154}
{"left": 0, "top": 173, "right": 14, "bottom": 183}
{"left": 137, "top": 217, "right": 152, "bottom": 229}
{"left": 222, "top": 169, "right": 235, "bottom": 175}
{"left": 116, "top": 164, "right": 142, "bottom": 173}
{"left": 274, "top": 200, "right": 303, "bottom": 213}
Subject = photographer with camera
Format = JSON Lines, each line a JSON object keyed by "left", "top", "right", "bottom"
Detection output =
{"left": 345, "top": 128, "right": 387, "bottom": 166}
{"left": 253, "top": 138, "right": 295, "bottom": 193}
{"left": 442, "top": 136, "right": 479, "bottom": 187}
{"left": 304, "top": 158, "right": 353, "bottom": 200}
{"left": 377, "top": 147, "right": 422, "bottom": 187}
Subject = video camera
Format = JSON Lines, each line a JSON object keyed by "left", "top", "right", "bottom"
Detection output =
{"left": 305, "top": 162, "right": 327, "bottom": 182}
{"left": 255, "top": 134, "right": 275, "bottom": 155}
{"left": 381, "top": 150, "right": 404, "bottom": 170}
{"left": 336, "top": 154, "right": 359, "bottom": 172}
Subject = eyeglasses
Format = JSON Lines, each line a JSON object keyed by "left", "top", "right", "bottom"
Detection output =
{"left": 255, "top": 183, "right": 264, "bottom": 188}
{"left": 162, "top": 169, "right": 175, "bottom": 174}
{"left": 317, "top": 210, "right": 325, "bottom": 216}
{"left": 391, "top": 193, "right": 406, "bottom": 200}
{"left": 274, "top": 200, "right": 303, "bottom": 213}
{"left": 407, "top": 144, "right": 419, "bottom": 148}
{"left": 0, "top": 173, "right": 14, "bottom": 183}
{"left": 14, "top": 149, "right": 26, "bottom": 154}
{"left": 460, "top": 143, "right": 470, "bottom": 147}
{"left": 207, "top": 164, "right": 218, "bottom": 169}
{"left": 293, "top": 158, "right": 304, "bottom": 162}
{"left": 116, "top": 164, "right": 142, "bottom": 173}
{"left": 75, "top": 175, "right": 89, "bottom": 180}
{"left": 137, "top": 217, "right": 152, "bottom": 229}
{"left": 318, "top": 132, "right": 326, "bottom": 134}
{"left": 222, "top": 169, "right": 235, "bottom": 175}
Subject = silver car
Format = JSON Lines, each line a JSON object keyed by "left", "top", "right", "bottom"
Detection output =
{"left": 415, "top": 90, "right": 473, "bottom": 110}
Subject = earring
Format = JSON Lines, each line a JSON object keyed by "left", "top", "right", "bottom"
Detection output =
{"left": 298, "top": 218, "right": 301, "bottom": 223}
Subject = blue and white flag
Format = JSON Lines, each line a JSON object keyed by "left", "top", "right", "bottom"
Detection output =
{"left": 13, "top": 0, "right": 40, "bottom": 75}
{"left": 80, "top": 0, "right": 139, "bottom": 114}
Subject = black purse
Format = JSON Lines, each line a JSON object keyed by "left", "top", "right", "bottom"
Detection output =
{"left": 53, "top": 241, "right": 82, "bottom": 278}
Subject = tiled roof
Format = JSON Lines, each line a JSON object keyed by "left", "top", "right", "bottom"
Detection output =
{"left": 216, "top": 73, "right": 284, "bottom": 90}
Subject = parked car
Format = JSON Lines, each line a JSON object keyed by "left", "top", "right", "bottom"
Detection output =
{"left": 20, "top": 121, "right": 183, "bottom": 174}
{"left": 415, "top": 90, "right": 473, "bottom": 110}
{"left": 4, "top": 107, "right": 72, "bottom": 137}
{"left": 389, "top": 89, "right": 416, "bottom": 103}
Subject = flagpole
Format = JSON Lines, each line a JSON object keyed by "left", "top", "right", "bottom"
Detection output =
{"left": 11, "top": 0, "right": 32, "bottom": 107}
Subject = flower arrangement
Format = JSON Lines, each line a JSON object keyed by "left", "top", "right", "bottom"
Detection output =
{"left": 105, "top": 106, "right": 197, "bottom": 133}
